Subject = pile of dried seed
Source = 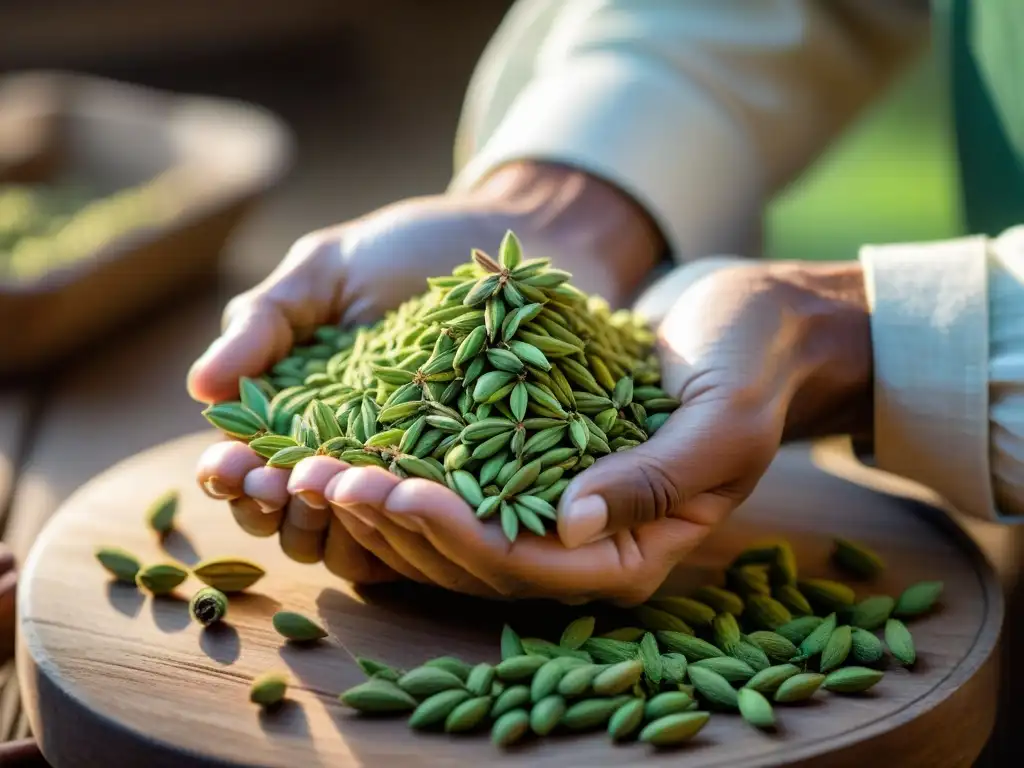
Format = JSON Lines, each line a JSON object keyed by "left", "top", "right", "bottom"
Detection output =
{"left": 201, "top": 232, "right": 679, "bottom": 541}
{"left": 335, "top": 538, "right": 942, "bottom": 749}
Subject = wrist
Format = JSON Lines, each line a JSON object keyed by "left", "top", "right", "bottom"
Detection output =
{"left": 766, "top": 262, "right": 873, "bottom": 441}
{"left": 466, "top": 161, "right": 665, "bottom": 305}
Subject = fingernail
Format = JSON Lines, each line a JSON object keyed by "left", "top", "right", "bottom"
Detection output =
{"left": 204, "top": 478, "right": 235, "bottom": 499}
{"left": 255, "top": 498, "right": 281, "bottom": 514}
{"left": 295, "top": 490, "right": 327, "bottom": 509}
{"left": 558, "top": 495, "right": 608, "bottom": 549}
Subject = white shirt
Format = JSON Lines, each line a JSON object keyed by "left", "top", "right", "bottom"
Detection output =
{"left": 448, "top": 0, "right": 1024, "bottom": 523}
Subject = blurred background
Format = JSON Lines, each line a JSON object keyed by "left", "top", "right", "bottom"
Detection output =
{"left": 0, "top": 1, "right": 961, "bottom": 604}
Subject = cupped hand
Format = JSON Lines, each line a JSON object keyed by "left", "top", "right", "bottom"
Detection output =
{"left": 319, "top": 261, "right": 870, "bottom": 604}
{"left": 189, "top": 162, "right": 662, "bottom": 578}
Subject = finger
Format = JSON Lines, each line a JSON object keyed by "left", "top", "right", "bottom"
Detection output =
{"left": 325, "top": 467, "right": 429, "bottom": 584}
{"left": 279, "top": 520, "right": 325, "bottom": 564}
{"left": 334, "top": 504, "right": 430, "bottom": 585}
{"left": 287, "top": 455, "right": 348, "bottom": 514}
{"left": 285, "top": 494, "right": 330, "bottom": 534}
{"left": 384, "top": 479, "right": 623, "bottom": 600}
{"left": 557, "top": 401, "right": 743, "bottom": 549}
{"left": 359, "top": 500, "right": 498, "bottom": 598}
{"left": 242, "top": 466, "right": 291, "bottom": 513}
{"left": 187, "top": 235, "right": 343, "bottom": 403}
{"left": 196, "top": 441, "right": 265, "bottom": 500}
{"left": 230, "top": 497, "right": 284, "bottom": 538}
{"left": 286, "top": 456, "right": 347, "bottom": 533}
{"left": 323, "top": 516, "right": 400, "bottom": 584}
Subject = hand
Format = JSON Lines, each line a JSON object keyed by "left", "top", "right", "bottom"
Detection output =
{"left": 319, "top": 261, "right": 871, "bottom": 604}
{"left": 189, "top": 162, "right": 662, "bottom": 580}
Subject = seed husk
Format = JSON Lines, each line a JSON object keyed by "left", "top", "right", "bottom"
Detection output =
{"left": 530, "top": 694, "right": 567, "bottom": 736}
{"left": 894, "top": 581, "right": 944, "bottom": 618}
{"left": 592, "top": 659, "right": 644, "bottom": 695}
{"left": 661, "top": 653, "right": 688, "bottom": 685}
{"left": 777, "top": 616, "right": 824, "bottom": 645}
{"left": 559, "top": 616, "right": 596, "bottom": 650}
{"left": 686, "top": 665, "right": 738, "bottom": 709}
{"left": 656, "top": 631, "right": 724, "bottom": 661}
{"left": 850, "top": 628, "right": 885, "bottom": 665}
{"left": 562, "top": 696, "right": 632, "bottom": 730}
{"left": 644, "top": 691, "right": 695, "bottom": 720}
{"left": 357, "top": 657, "right": 403, "bottom": 682}
{"left": 557, "top": 664, "right": 605, "bottom": 697}
{"left": 634, "top": 606, "right": 693, "bottom": 635}
{"left": 850, "top": 595, "right": 896, "bottom": 630}
{"left": 711, "top": 612, "right": 742, "bottom": 649}
{"left": 580, "top": 637, "right": 639, "bottom": 664}
{"left": 795, "top": 612, "right": 837, "bottom": 662}
{"left": 135, "top": 563, "right": 188, "bottom": 595}
{"left": 192, "top": 557, "right": 266, "bottom": 593}
{"left": 500, "top": 624, "right": 524, "bottom": 660}
{"left": 410, "top": 689, "right": 473, "bottom": 729}
{"left": 445, "top": 695, "right": 493, "bottom": 733}
{"left": 491, "top": 685, "right": 531, "bottom": 718}
{"left": 492, "top": 709, "right": 531, "bottom": 747}
{"left": 647, "top": 596, "right": 716, "bottom": 628}
{"left": 639, "top": 632, "right": 663, "bottom": 683}
{"left": 424, "top": 656, "right": 473, "bottom": 680}
{"left": 728, "top": 640, "right": 770, "bottom": 673}
{"left": 95, "top": 546, "right": 141, "bottom": 584}
{"left": 398, "top": 666, "right": 466, "bottom": 697}
{"left": 832, "top": 537, "right": 886, "bottom": 579}
{"left": 738, "top": 687, "right": 775, "bottom": 729}
{"left": 692, "top": 585, "right": 744, "bottom": 615}
{"left": 798, "top": 579, "right": 855, "bottom": 614}
{"left": 774, "top": 672, "right": 825, "bottom": 703}
{"left": 823, "top": 666, "right": 884, "bottom": 694}
{"left": 608, "top": 697, "right": 645, "bottom": 740}
{"left": 638, "top": 711, "right": 711, "bottom": 746}
{"left": 250, "top": 670, "right": 288, "bottom": 708}
{"left": 775, "top": 584, "right": 814, "bottom": 616}
{"left": 272, "top": 611, "right": 327, "bottom": 642}
{"left": 145, "top": 490, "right": 178, "bottom": 534}
{"left": 340, "top": 678, "right": 418, "bottom": 713}
{"left": 744, "top": 594, "right": 792, "bottom": 630}
{"left": 466, "top": 663, "right": 496, "bottom": 697}
{"left": 744, "top": 664, "right": 801, "bottom": 695}
{"left": 690, "top": 656, "right": 755, "bottom": 685}
{"left": 189, "top": 586, "right": 228, "bottom": 626}
{"left": 820, "top": 625, "right": 853, "bottom": 673}
{"left": 747, "top": 631, "right": 798, "bottom": 664}
{"left": 885, "top": 618, "right": 917, "bottom": 665}
{"left": 495, "top": 654, "right": 548, "bottom": 681}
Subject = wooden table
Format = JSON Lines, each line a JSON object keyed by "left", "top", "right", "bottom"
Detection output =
{"left": 11, "top": 432, "right": 1007, "bottom": 767}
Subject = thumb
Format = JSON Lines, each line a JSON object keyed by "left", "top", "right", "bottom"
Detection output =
{"left": 187, "top": 235, "right": 344, "bottom": 403}
{"left": 556, "top": 404, "right": 744, "bottom": 549}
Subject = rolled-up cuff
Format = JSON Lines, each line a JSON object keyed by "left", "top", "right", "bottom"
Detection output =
{"left": 860, "top": 234, "right": 1001, "bottom": 521}
{"left": 449, "top": 53, "right": 761, "bottom": 263}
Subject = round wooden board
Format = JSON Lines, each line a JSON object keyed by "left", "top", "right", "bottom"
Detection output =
{"left": 17, "top": 432, "right": 1002, "bottom": 768}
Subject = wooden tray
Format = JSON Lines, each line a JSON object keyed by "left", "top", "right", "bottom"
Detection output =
{"left": 0, "top": 71, "right": 293, "bottom": 376}
{"left": 16, "top": 433, "right": 1002, "bottom": 767}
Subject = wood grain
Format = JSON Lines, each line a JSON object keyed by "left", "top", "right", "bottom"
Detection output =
{"left": 17, "top": 432, "right": 1002, "bottom": 767}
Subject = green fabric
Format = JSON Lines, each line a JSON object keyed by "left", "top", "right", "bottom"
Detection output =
{"left": 947, "top": 0, "right": 1024, "bottom": 235}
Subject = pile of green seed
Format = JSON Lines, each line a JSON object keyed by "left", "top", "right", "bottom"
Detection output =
{"left": 202, "top": 231, "right": 679, "bottom": 541}
{"left": 0, "top": 174, "right": 186, "bottom": 281}
{"left": 337, "top": 538, "right": 942, "bottom": 749}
